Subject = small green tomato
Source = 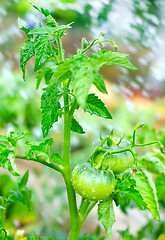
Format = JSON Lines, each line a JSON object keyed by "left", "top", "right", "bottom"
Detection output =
{"left": 71, "top": 162, "right": 116, "bottom": 201}
{"left": 94, "top": 143, "right": 134, "bottom": 175}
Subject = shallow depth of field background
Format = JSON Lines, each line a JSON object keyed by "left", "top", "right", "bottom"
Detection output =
{"left": 0, "top": 0, "right": 165, "bottom": 239}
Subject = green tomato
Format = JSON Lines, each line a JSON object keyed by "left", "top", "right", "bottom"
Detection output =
{"left": 94, "top": 143, "right": 134, "bottom": 175}
{"left": 71, "top": 162, "right": 116, "bottom": 201}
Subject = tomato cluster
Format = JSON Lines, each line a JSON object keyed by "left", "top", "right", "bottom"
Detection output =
{"left": 94, "top": 143, "right": 134, "bottom": 175}
{"left": 71, "top": 140, "right": 134, "bottom": 201}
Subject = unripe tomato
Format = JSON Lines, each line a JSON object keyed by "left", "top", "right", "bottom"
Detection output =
{"left": 71, "top": 162, "right": 116, "bottom": 201}
{"left": 94, "top": 143, "right": 134, "bottom": 175}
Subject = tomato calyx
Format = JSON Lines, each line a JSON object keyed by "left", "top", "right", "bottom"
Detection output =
{"left": 89, "top": 138, "right": 135, "bottom": 175}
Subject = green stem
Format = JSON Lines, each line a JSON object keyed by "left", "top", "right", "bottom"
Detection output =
{"left": 81, "top": 39, "right": 118, "bottom": 54}
{"left": 57, "top": 37, "right": 64, "bottom": 62}
{"left": 0, "top": 198, "right": 5, "bottom": 228}
{"left": 79, "top": 199, "right": 90, "bottom": 221}
{"left": 62, "top": 105, "right": 80, "bottom": 239}
{"left": 57, "top": 33, "right": 80, "bottom": 239}
{"left": 15, "top": 154, "right": 63, "bottom": 173}
{"left": 132, "top": 129, "right": 136, "bottom": 145}
{"left": 82, "top": 201, "right": 97, "bottom": 222}
{"left": 89, "top": 135, "right": 110, "bottom": 160}
{"left": 0, "top": 228, "right": 7, "bottom": 240}
{"left": 81, "top": 39, "right": 98, "bottom": 54}
{"left": 51, "top": 47, "right": 59, "bottom": 64}
{"left": 133, "top": 141, "right": 161, "bottom": 147}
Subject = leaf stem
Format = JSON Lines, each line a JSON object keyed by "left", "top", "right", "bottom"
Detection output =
{"left": 0, "top": 198, "right": 6, "bottom": 228}
{"left": 81, "top": 39, "right": 98, "bottom": 54}
{"left": 82, "top": 201, "right": 97, "bottom": 221}
{"left": 89, "top": 135, "right": 110, "bottom": 160}
{"left": 133, "top": 141, "right": 161, "bottom": 147}
{"left": 78, "top": 199, "right": 90, "bottom": 220}
{"left": 81, "top": 39, "right": 118, "bottom": 54}
{"left": 15, "top": 154, "right": 63, "bottom": 173}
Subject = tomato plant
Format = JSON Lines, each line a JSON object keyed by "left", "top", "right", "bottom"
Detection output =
{"left": 0, "top": 3, "right": 164, "bottom": 240}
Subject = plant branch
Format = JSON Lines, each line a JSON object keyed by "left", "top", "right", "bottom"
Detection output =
{"left": 82, "top": 201, "right": 97, "bottom": 222}
{"left": 133, "top": 141, "right": 161, "bottom": 147}
{"left": 81, "top": 39, "right": 118, "bottom": 54}
{"left": 15, "top": 154, "right": 63, "bottom": 173}
{"left": 78, "top": 199, "right": 90, "bottom": 221}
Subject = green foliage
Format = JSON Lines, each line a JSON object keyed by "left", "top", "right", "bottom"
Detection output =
{"left": 71, "top": 118, "right": 86, "bottom": 134}
{"left": 98, "top": 197, "right": 115, "bottom": 240}
{"left": 41, "top": 84, "right": 63, "bottom": 138}
{"left": 155, "top": 174, "right": 165, "bottom": 207}
{"left": 118, "top": 228, "right": 136, "bottom": 240}
{"left": 90, "top": 50, "right": 137, "bottom": 71}
{"left": 20, "top": 40, "right": 35, "bottom": 80}
{"left": 0, "top": 171, "right": 32, "bottom": 230}
{"left": 139, "top": 152, "right": 165, "bottom": 174}
{"left": 0, "top": 131, "right": 24, "bottom": 175}
{"left": 27, "top": 234, "right": 54, "bottom": 240}
{"left": 27, "top": 138, "right": 54, "bottom": 163}
{"left": 134, "top": 170, "right": 160, "bottom": 221}
{"left": 51, "top": 153, "right": 64, "bottom": 165}
{"left": 80, "top": 225, "right": 106, "bottom": 240}
{"left": 84, "top": 94, "right": 112, "bottom": 119}
{"left": 34, "top": 36, "right": 52, "bottom": 71}
{"left": 93, "top": 74, "right": 107, "bottom": 94}
{"left": 115, "top": 173, "right": 146, "bottom": 210}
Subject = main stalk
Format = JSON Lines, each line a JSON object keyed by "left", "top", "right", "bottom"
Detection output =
{"left": 57, "top": 36, "right": 81, "bottom": 239}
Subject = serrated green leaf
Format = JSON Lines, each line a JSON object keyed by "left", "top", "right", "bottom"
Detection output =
{"left": 36, "top": 67, "right": 52, "bottom": 89}
{"left": 34, "top": 36, "right": 52, "bottom": 71}
{"left": 93, "top": 74, "right": 108, "bottom": 94}
{"left": 98, "top": 197, "right": 115, "bottom": 240}
{"left": 84, "top": 94, "right": 112, "bottom": 119}
{"left": 155, "top": 174, "right": 165, "bottom": 202}
{"left": 40, "top": 7, "right": 50, "bottom": 17}
{"left": 13, "top": 189, "right": 24, "bottom": 202}
{"left": 18, "top": 17, "right": 31, "bottom": 35}
{"left": 29, "top": 1, "right": 40, "bottom": 12}
{"left": 28, "top": 139, "right": 53, "bottom": 163}
{"left": 7, "top": 152, "right": 20, "bottom": 176}
{"left": 41, "top": 84, "right": 63, "bottom": 138}
{"left": 30, "top": 24, "right": 71, "bottom": 35}
{"left": 19, "top": 170, "right": 29, "bottom": 189}
{"left": 8, "top": 131, "right": 24, "bottom": 147}
{"left": 21, "top": 188, "right": 32, "bottom": 209}
{"left": 91, "top": 50, "right": 137, "bottom": 71}
{"left": 116, "top": 173, "right": 146, "bottom": 210}
{"left": 71, "top": 118, "right": 86, "bottom": 134}
{"left": 121, "top": 189, "right": 146, "bottom": 210}
{"left": 139, "top": 153, "right": 165, "bottom": 174}
{"left": 134, "top": 170, "right": 160, "bottom": 221}
{"left": 51, "top": 61, "right": 71, "bottom": 81}
{"left": 116, "top": 173, "right": 136, "bottom": 190}
{"left": 51, "top": 153, "right": 63, "bottom": 164}
{"left": 46, "top": 15, "right": 57, "bottom": 28}
{"left": 0, "top": 135, "right": 8, "bottom": 143}
{"left": 20, "top": 40, "right": 35, "bottom": 80}
{"left": 70, "top": 56, "right": 95, "bottom": 107}
{"left": 0, "top": 149, "right": 19, "bottom": 176}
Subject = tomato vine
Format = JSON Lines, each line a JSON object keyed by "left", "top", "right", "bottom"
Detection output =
{"left": 0, "top": 3, "right": 164, "bottom": 240}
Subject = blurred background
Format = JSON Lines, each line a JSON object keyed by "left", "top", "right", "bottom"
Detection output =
{"left": 0, "top": 0, "right": 165, "bottom": 239}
